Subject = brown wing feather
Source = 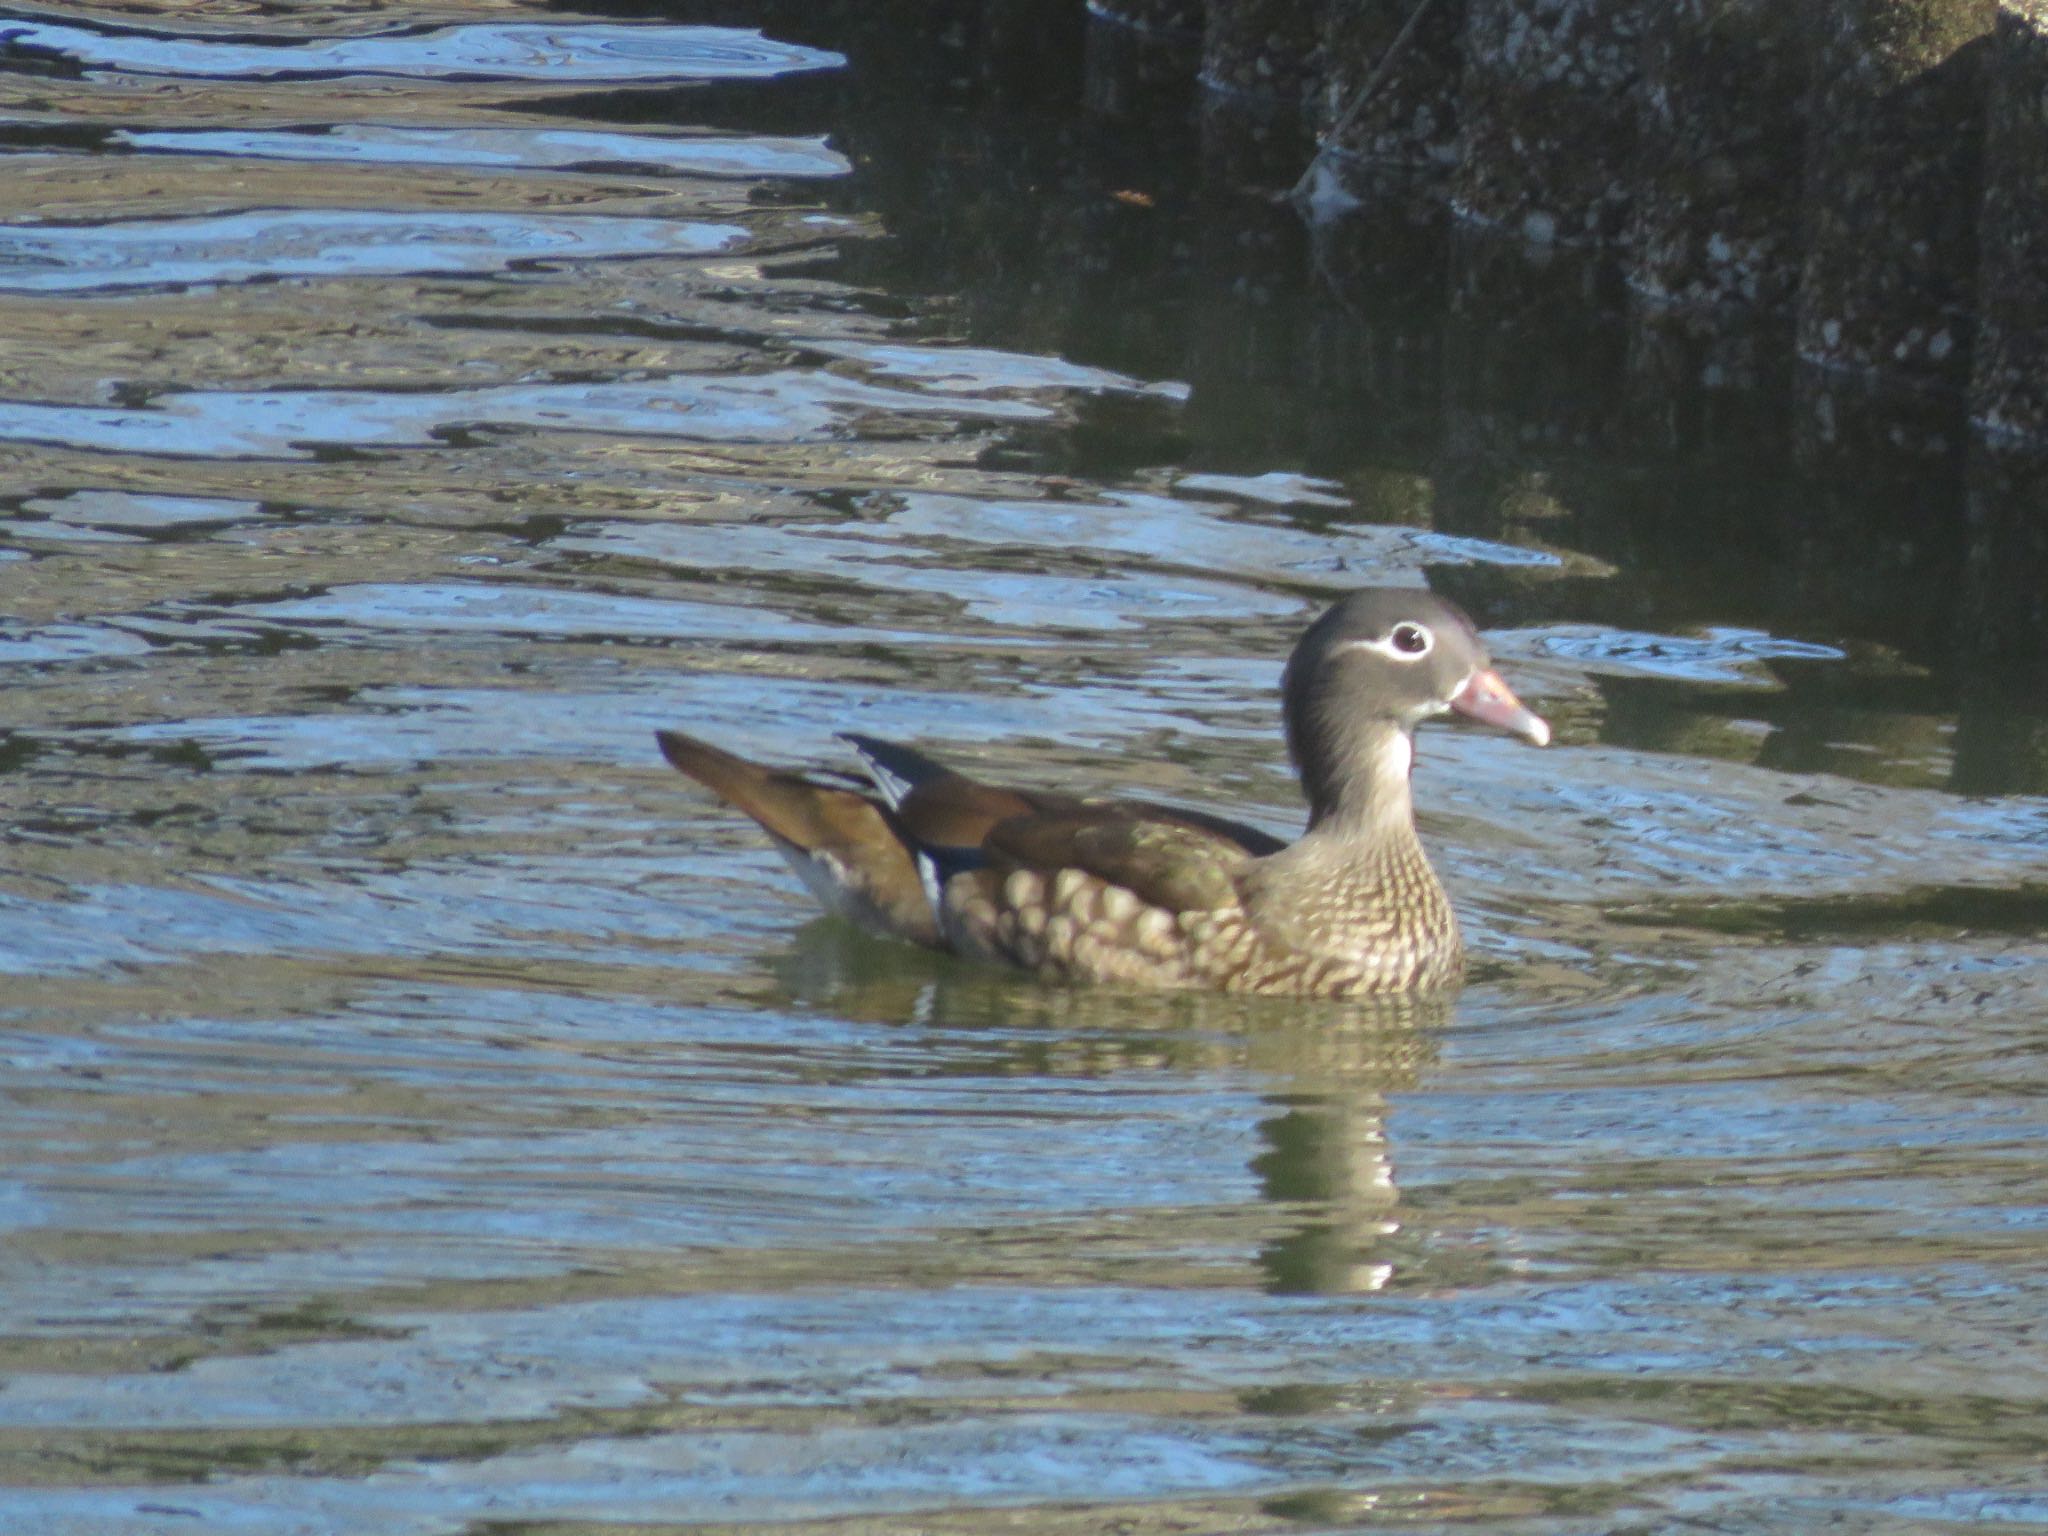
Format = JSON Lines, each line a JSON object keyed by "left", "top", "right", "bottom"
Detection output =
{"left": 655, "top": 730, "right": 937, "bottom": 945}
{"left": 657, "top": 730, "right": 1284, "bottom": 946}
{"left": 894, "top": 773, "right": 1046, "bottom": 851}
{"left": 984, "top": 807, "right": 1254, "bottom": 915}
{"left": 844, "top": 733, "right": 1283, "bottom": 862}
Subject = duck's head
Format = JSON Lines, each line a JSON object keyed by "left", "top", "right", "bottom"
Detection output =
{"left": 1282, "top": 587, "right": 1548, "bottom": 823}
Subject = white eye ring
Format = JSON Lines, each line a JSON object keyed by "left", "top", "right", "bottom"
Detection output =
{"left": 1389, "top": 622, "right": 1433, "bottom": 658}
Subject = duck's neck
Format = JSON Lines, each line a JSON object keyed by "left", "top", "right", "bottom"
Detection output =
{"left": 1246, "top": 718, "right": 1451, "bottom": 966}
{"left": 1298, "top": 719, "right": 1419, "bottom": 850}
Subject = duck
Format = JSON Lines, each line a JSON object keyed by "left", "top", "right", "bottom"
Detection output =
{"left": 657, "top": 587, "right": 1549, "bottom": 997}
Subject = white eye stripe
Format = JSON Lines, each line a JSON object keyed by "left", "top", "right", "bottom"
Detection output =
{"left": 1335, "top": 624, "right": 1435, "bottom": 663}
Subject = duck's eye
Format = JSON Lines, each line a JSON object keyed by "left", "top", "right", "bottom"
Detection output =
{"left": 1390, "top": 622, "right": 1432, "bottom": 656}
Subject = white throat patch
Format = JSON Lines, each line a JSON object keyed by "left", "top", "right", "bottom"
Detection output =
{"left": 1380, "top": 728, "right": 1413, "bottom": 782}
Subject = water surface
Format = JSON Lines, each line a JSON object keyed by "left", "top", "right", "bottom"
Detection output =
{"left": 0, "top": 4, "right": 2044, "bottom": 1534}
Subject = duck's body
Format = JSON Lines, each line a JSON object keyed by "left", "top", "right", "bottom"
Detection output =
{"left": 658, "top": 588, "right": 1548, "bottom": 997}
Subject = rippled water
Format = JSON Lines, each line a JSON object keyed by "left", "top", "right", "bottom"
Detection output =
{"left": 2, "top": 5, "right": 2045, "bottom": 1534}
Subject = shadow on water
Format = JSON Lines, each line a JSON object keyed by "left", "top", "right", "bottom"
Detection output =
{"left": 0, "top": 2, "right": 2043, "bottom": 1534}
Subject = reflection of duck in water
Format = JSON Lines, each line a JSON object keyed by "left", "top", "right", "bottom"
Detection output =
{"left": 659, "top": 588, "right": 1547, "bottom": 996}
{"left": 763, "top": 929, "right": 1446, "bottom": 1300}
{"left": 1253, "top": 1069, "right": 1417, "bottom": 1297}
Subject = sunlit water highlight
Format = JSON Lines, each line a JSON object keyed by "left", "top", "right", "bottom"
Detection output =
{"left": 2, "top": 19, "right": 844, "bottom": 81}
{"left": 117, "top": 126, "right": 852, "bottom": 180}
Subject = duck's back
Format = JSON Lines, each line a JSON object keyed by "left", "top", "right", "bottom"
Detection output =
{"left": 940, "top": 806, "right": 1251, "bottom": 989}
{"left": 939, "top": 802, "right": 1460, "bottom": 997}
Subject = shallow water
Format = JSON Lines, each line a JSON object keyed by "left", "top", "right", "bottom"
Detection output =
{"left": 1, "top": 4, "right": 2045, "bottom": 1534}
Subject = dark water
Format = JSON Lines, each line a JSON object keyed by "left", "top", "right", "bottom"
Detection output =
{"left": 1, "top": 5, "right": 2045, "bottom": 1533}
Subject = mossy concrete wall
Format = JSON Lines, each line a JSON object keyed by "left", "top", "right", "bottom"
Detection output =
{"left": 1318, "top": 0, "right": 1466, "bottom": 174}
{"left": 1629, "top": 0, "right": 1807, "bottom": 311}
{"left": 1200, "top": 0, "right": 1322, "bottom": 100}
{"left": 1089, "top": 0, "right": 1205, "bottom": 38}
{"left": 1972, "top": 0, "right": 2048, "bottom": 441}
{"left": 1083, "top": 0, "right": 2048, "bottom": 454}
{"left": 1452, "top": 0, "right": 1642, "bottom": 245}
{"left": 1797, "top": 0, "right": 1993, "bottom": 389}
